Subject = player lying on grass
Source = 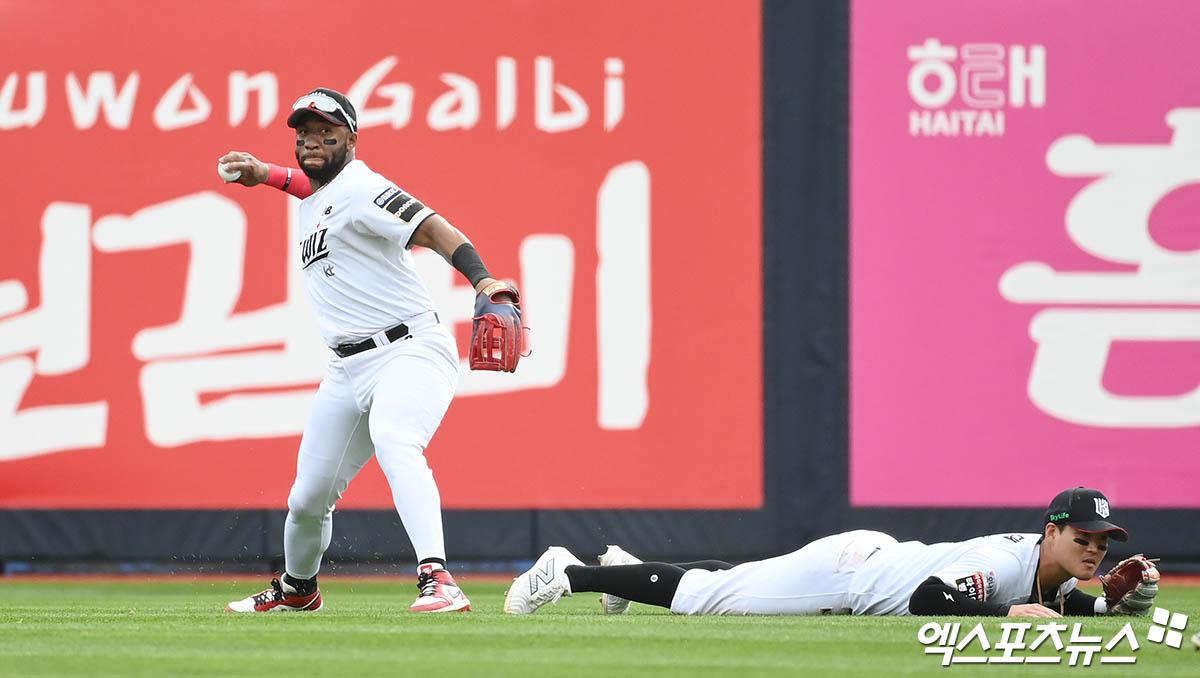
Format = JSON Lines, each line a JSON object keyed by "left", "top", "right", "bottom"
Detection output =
{"left": 504, "top": 487, "right": 1160, "bottom": 617}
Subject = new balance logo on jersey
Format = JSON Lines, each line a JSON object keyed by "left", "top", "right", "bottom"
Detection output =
{"left": 300, "top": 227, "right": 330, "bottom": 269}
{"left": 529, "top": 557, "right": 556, "bottom": 595}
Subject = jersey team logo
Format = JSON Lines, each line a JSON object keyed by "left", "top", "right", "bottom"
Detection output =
{"left": 300, "top": 227, "right": 330, "bottom": 269}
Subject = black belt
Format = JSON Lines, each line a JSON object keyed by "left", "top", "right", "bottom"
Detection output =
{"left": 332, "top": 323, "right": 410, "bottom": 358}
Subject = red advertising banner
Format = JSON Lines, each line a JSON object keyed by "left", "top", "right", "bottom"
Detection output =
{"left": 0, "top": 1, "right": 762, "bottom": 509}
{"left": 852, "top": 0, "right": 1200, "bottom": 507}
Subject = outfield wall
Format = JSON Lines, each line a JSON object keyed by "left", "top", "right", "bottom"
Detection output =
{"left": 3, "top": 1, "right": 1198, "bottom": 572}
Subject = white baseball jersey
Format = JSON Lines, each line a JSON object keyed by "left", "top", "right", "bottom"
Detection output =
{"left": 297, "top": 159, "right": 439, "bottom": 347}
{"left": 670, "top": 530, "right": 1076, "bottom": 616}
{"left": 850, "top": 532, "right": 1076, "bottom": 615}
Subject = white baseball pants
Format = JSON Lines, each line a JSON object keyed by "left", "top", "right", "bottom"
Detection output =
{"left": 283, "top": 315, "right": 459, "bottom": 578}
{"left": 670, "top": 530, "right": 898, "bottom": 615}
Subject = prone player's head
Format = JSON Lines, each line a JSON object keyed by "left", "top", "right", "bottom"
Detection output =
{"left": 287, "top": 88, "right": 359, "bottom": 184}
{"left": 1041, "top": 487, "right": 1128, "bottom": 580}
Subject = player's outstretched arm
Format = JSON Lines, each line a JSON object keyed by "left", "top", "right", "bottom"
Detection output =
{"left": 216, "top": 151, "right": 313, "bottom": 199}
{"left": 409, "top": 215, "right": 515, "bottom": 300}
{"left": 909, "top": 576, "right": 1068, "bottom": 617}
{"left": 410, "top": 215, "right": 523, "bottom": 372}
{"left": 909, "top": 576, "right": 1021, "bottom": 616}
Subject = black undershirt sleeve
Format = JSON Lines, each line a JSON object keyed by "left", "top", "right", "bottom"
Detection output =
{"left": 450, "top": 242, "right": 492, "bottom": 287}
{"left": 1063, "top": 588, "right": 1100, "bottom": 616}
{"left": 908, "top": 576, "right": 1011, "bottom": 616}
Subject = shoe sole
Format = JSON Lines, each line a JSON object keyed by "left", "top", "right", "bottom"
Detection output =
{"left": 225, "top": 592, "right": 323, "bottom": 612}
{"left": 224, "top": 601, "right": 324, "bottom": 612}
{"left": 502, "top": 582, "right": 525, "bottom": 614}
{"left": 411, "top": 598, "right": 471, "bottom": 613}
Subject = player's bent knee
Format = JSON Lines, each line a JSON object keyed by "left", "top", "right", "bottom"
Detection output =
{"left": 287, "top": 486, "right": 337, "bottom": 522}
{"left": 286, "top": 503, "right": 333, "bottom": 525}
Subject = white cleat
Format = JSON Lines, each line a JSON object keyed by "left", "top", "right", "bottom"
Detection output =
{"left": 598, "top": 545, "right": 642, "bottom": 614}
{"left": 503, "top": 546, "right": 584, "bottom": 614}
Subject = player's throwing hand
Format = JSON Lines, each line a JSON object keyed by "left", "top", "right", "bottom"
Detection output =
{"left": 217, "top": 151, "right": 270, "bottom": 186}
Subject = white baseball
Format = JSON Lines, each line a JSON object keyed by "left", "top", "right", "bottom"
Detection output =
{"left": 217, "top": 162, "right": 242, "bottom": 182}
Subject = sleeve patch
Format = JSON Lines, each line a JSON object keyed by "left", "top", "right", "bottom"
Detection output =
{"left": 954, "top": 572, "right": 988, "bottom": 601}
{"left": 379, "top": 190, "right": 427, "bottom": 223}
{"left": 374, "top": 187, "right": 401, "bottom": 207}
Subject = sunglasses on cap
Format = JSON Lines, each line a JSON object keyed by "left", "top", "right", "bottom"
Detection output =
{"left": 290, "top": 93, "right": 357, "bottom": 133}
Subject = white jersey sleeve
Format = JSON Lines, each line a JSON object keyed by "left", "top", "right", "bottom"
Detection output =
{"left": 928, "top": 534, "right": 1032, "bottom": 604}
{"left": 353, "top": 184, "right": 437, "bottom": 247}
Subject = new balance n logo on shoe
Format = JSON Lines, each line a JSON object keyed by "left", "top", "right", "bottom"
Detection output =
{"left": 530, "top": 557, "right": 556, "bottom": 595}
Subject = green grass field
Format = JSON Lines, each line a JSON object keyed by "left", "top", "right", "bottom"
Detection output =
{"left": 0, "top": 578, "right": 1196, "bottom": 677}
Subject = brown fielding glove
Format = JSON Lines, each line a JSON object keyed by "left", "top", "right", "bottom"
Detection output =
{"left": 1100, "top": 554, "right": 1159, "bottom": 616}
{"left": 469, "top": 281, "right": 523, "bottom": 372}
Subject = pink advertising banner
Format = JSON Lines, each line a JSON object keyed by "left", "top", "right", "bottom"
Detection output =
{"left": 851, "top": 0, "right": 1200, "bottom": 507}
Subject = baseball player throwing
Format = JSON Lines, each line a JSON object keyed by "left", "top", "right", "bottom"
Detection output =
{"left": 220, "top": 88, "right": 523, "bottom": 613}
{"left": 505, "top": 487, "right": 1161, "bottom": 617}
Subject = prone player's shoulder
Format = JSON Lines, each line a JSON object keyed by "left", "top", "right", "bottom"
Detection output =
{"left": 972, "top": 533, "right": 1040, "bottom": 558}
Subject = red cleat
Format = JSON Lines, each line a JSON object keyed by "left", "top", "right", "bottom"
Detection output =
{"left": 410, "top": 566, "right": 471, "bottom": 613}
{"left": 226, "top": 577, "right": 322, "bottom": 612}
